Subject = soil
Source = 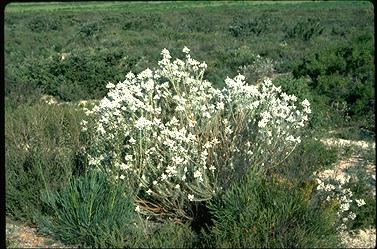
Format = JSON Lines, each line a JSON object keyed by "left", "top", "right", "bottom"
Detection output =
{"left": 6, "top": 217, "right": 74, "bottom": 248}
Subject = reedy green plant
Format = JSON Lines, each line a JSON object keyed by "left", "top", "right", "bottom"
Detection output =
{"left": 39, "top": 169, "right": 195, "bottom": 248}
{"left": 39, "top": 170, "right": 143, "bottom": 247}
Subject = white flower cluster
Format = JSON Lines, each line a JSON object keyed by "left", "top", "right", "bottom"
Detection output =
{"left": 82, "top": 47, "right": 310, "bottom": 220}
{"left": 314, "top": 169, "right": 366, "bottom": 231}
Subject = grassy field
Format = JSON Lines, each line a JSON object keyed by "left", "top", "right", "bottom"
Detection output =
{"left": 5, "top": 1, "right": 375, "bottom": 248}
{"left": 5, "top": 1, "right": 372, "bottom": 12}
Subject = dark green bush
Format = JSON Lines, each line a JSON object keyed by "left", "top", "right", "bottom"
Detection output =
{"left": 272, "top": 74, "right": 312, "bottom": 102}
{"left": 204, "top": 169, "right": 339, "bottom": 248}
{"left": 5, "top": 103, "right": 85, "bottom": 223}
{"left": 292, "top": 35, "right": 374, "bottom": 130}
{"left": 6, "top": 47, "right": 142, "bottom": 101}
{"left": 229, "top": 15, "right": 272, "bottom": 37}
{"left": 78, "top": 21, "right": 102, "bottom": 38}
{"left": 27, "top": 15, "right": 61, "bottom": 32}
{"left": 285, "top": 18, "right": 324, "bottom": 41}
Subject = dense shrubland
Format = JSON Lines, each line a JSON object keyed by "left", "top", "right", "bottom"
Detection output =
{"left": 5, "top": 3, "right": 374, "bottom": 132}
{"left": 5, "top": 2, "right": 375, "bottom": 248}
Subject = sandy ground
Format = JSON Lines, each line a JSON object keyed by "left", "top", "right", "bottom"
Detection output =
{"left": 321, "top": 137, "right": 375, "bottom": 150}
{"left": 5, "top": 217, "right": 73, "bottom": 248}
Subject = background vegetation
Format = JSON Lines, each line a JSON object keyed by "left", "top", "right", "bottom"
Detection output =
{"left": 5, "top": 1, "right": 375, "bottom": 248}
{"left": 5, "top": 1, "right": 374, "bottom": 130}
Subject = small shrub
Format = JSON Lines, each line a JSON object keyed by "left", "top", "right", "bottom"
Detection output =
{"left": 5, "top": 103, "right": 85, "bottom": 223}
{"left": 332, "top": 153, "right": 376, "bottom": 230}
{"left": 38, "top": 47, "right": 137, "bottom": 101}
{"left": 229, "top": 15, "right": 272, "bottom": 37}
{"left": 272, "top": 74, "right": 312, "bottom": 102}
{"left": 291, "top": 37, "right": 374, "bottom": 130}
{"left": 204, "top": 169, "right": 339, "bottom": 248}
{"left": 313, "top": 168, "right": 369, "bottom": 232}
{"left": 27, "top": 15, "right": 61, "bottom": 32}
{"left": 285, "top": 18, "right": 324, "bottom": 41}
{"left": 78, "top": 21, "right": 102, "bottom": 38}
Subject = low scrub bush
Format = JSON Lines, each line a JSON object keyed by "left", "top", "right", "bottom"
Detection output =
{"left": 292, "top": 36, "right": 374, "bottom": 130}
{"left": 203, "top": 169, "right": 339, "bottom": 248}
{"left": 27, "top": 15, "right": 61, "bottom": 32}
{"left": 285, "top": 18, "right": 324, "bottom": 41}
{"left": 5, "top": 103, "right": 85, "bottom": 223}
{"left": 77, "top": 21, "right": 102, "bottom": 38}
{"left": 7, "top": 47, "right": 144, "bottom": 102}
{"left": 272, "top": 74, "right": 312, "bottom": 103}
{"left": 229, "top": 14, "right": 273, "bottom": 37}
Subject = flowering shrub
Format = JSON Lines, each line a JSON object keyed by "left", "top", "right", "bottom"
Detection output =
{"left": 313, "top": 169, "right": 366, "bottom": 231}
{"left": 81, "top": 47, "right": 311, "bottom": 221}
